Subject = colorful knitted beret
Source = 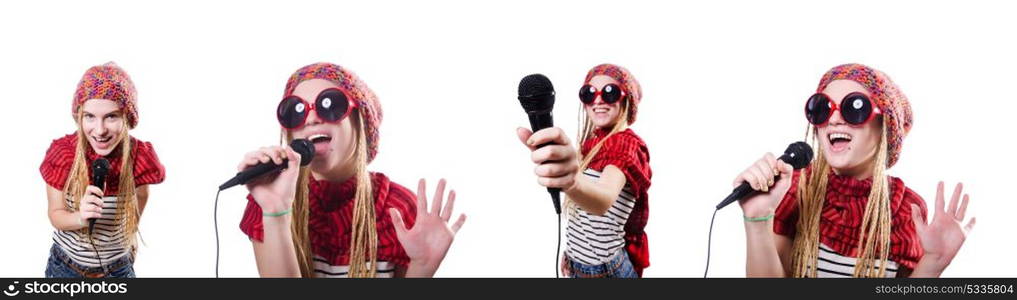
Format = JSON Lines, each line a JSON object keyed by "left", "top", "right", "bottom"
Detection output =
{"left": 283, "top": 62, "right": 382, "bottom": 163}
{"left": 72, "top": 62, "right": 139, "bottom": 128}
{"left": 584, "top": 63, "right": 643, "bottom": 125}
{"left": 816, "top": 63, "right": 912, "bottom": 168}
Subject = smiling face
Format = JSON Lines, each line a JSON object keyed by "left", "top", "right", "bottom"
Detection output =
{"left": 79, "top": 99, "right": 125, "bottom": 156}
{"left": 583, "top": 75, "right": 625, "bottom": 129}
{"left": 815, "top": 79, "right": 883, "bottom": 179}
{"left": 287, "top": 79, "right": 358, "bottom": 181}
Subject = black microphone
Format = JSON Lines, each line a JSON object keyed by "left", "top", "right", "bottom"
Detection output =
{"left": 715, "top": 141, "right": 813, "bottom": 210}
{"left": 88, "top": 158, "right": 110, "bottom": 233}
{"left": 218, "top": 139, "right": 315, "bottom": 191}
{"left": 518, "top": 73, "right": 562, "bottom": 214}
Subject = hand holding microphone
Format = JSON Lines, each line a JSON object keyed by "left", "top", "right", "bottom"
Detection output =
{"left": 720, "top": 142, "right": 813, "bottom": 217}
{"left": 516, "top": 127, "right": 579, "bottom": 193}
{"left": 517, "top": 73, "right": 569, "bottom": 214}
{"left": 703, "top": 142, "right": 811, "bottom": 277}
{"left": 82, "top": 158, "right": 110, "bottom": 232}
{"left": 734, "top": 153, "right": 796, "bottom": 218}
{"left": 79, "top": 185, "right": 104, "bottom": 230}
{"left": 224, "top": 139, "right": 314, "bottom": 214}
{"left": 215, "top": 139, "right": 312, "bottom": 277}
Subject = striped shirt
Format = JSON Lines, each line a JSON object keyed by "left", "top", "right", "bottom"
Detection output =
{"left": 564, "top": 169, "right": 637, "bottom": 265}
{"left": 40, "top": 134, "right": 165, "bottom": 269}
{"left": 312, "top": 256, "right": 396, "bottom": 278}
{"left": 815, "top": 243, "right": 899, "bottom": 278}
{"left": 52, "top": 195, "right": 130, "bottom": 268}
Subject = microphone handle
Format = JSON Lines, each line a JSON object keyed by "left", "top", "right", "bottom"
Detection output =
{"left": 716, "top": 153, "right": 794, "bottom": 210}
{"left": 527, "top": 110, "right": 553, "bottom": 132}
{"left": 88, "top": 181, "right": 104, "bottom": 233}
{"left": 716, "top": 180, "right": 763, "bottom": 210}
{"left": 547, "top": 188, "right": 562, "bottom": 214}
{"left": 88, "top": 214, "right": 97, "bottom": 232}
{"left": 218, "top": 159, "right": 290, "bottom": 191}
{"left": 527, "top": 110, "right": 562, "bottom": 214}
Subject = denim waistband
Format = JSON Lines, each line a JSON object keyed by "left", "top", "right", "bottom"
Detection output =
{"left": 49, "top": 243, "right": 133, "bottom": 278}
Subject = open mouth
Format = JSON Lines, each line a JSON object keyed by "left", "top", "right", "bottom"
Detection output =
{"left": 307, "top": 133, "right": 333, "bottom": 157}
{"left": 308, "top": 133, "right": 332, "bottom": 144}
{"left": 828, "top": 132, "right": 853, "bottom": 152}
{"left": 592, "top": 107, "right": 610, "bottom": 114}
{"left": 91, "top": 135, "right": 113, "bottom": 149}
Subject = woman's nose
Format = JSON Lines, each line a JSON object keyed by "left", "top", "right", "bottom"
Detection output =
{"left": 95, "top": 122, "right": 108, "bottom": 135}
{"left": 827, "top": 106, "right": 846, "bottom": 125}
{"left": 304, "top": 108, "right": 323, "bottom": 126}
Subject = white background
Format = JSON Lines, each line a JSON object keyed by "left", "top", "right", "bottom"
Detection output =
{"left": 1, "top": 0, "right": 1014, "bottom": 277}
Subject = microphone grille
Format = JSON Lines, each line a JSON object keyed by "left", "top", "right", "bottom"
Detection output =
{"left": 290, "top": 139, "right": 315, "bottom": 166}
{"left": 783, "top": 141, "right": 814, "bottom": 169}
{"left": 90, "top": 158, "right": 110, "bottom": 188}
{"left": 517, "top": 74, "right": 555, "bottom": 112}
{"left": 518, "top": 74, "right": 554, "bottom": 96}
{"left": 91, "top": 158, "right": 110, "bottom": 175}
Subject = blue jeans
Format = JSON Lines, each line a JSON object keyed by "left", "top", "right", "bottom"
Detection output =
{"left": 45, "top": 243, "right": 135, "bottom": 278}
{"left": 562, "top": 250, "right": 639, "bottom": 278}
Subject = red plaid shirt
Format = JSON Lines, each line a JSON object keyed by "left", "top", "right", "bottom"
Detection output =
{"left": 774, "top": 167, "right": 927, "bottom": 270}
{"left": 40, "top": 134, "right": 166, "bottom": 193}
{"left": 240, "top": 172, "right": 417, "bottom": 267}
{"left": 581, "top": 128, "right": 652, "bottom": 275}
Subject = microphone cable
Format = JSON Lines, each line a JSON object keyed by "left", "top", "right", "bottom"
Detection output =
{"left": 86, "top": 228, "right": 107, "bottom": 275}
{"left": 703, "top": 208, "right": 718, "bottom": 277}
{"left": 85, "top": 193, "right": 107, "bottom": 275}
{"left": 214, "top": 189, "right": 222, "bottom": 278}
{"left": 556, "top": 211, "right": 561, "bottom": 278}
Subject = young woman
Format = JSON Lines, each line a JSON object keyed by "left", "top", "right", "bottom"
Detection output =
{"left": 517, "top": 64, "right": 652, "bottom": 278}
{"left": 238, "top": 62, "right": 467, "bottom": 278}
{"left": 735, "top": 63, "right": 976, "bottom": 277}
{"left": 41, "top": 62, "right": 166, "bottom": 278}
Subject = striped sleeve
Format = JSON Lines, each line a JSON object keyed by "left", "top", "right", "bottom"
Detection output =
{"left": 132, "top": 139, "right": 166, "bottom": 186}
{"left": 39, "top": 134, "right": 77, "bottom": 190}
{"left": 239, "top": 194, "right": 264, "bottom": 242}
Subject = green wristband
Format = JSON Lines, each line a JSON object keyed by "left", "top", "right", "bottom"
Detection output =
{"left": 744, "top": 214, "right": 774, "bottom": 222}
{"left": 263, "top": 208, "right": 292, "bottom": 217}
